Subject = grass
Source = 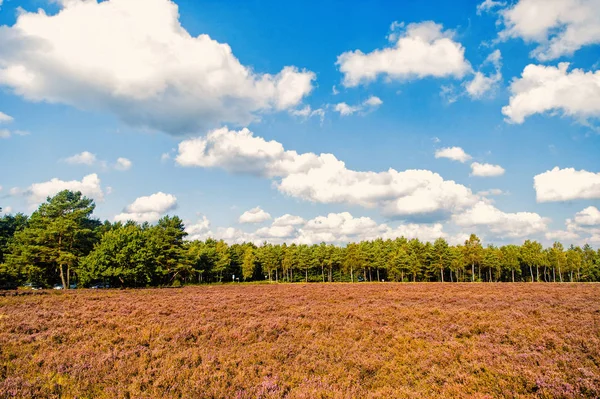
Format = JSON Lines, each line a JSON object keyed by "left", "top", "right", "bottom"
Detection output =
{"left": 1, "top": 283, "right": 599, "bottom": 398}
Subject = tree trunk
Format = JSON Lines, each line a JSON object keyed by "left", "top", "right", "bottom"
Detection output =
{"left": 440, "top": 267, "right": 444, "bottom": 283}
{"left": 536, "top": 266, "right": 539, "bottom": 282}
{"left": 67, "top": 266, "right": 70, "bottom": 290}
{"left": 471, "top": 263, "right": 475, "bottom": 282}
{"left": 377, "top": 268, "right": 380, "bottom": 282}
{"left": 552, "top": 267, "right": 555, "bottom": 283}
{"left": 529, "top": 265, "right": 534, "bottom": 282}
{"left": 322, "top": 264, "right": 325, "bottom": 283}
{"left": 351, "top": 266, "right": 354, "bottom": 283}
{"left": 305, "top": 268, "right": 308, "bottom": 283}
{"left": 59, "top": 264, "right": 67, "bottom": 290}
{"left": 512, "top": 269, "right": 515, "bottom": 283}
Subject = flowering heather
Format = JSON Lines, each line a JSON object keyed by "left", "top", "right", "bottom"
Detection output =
{"left": 1, "top": 284, "right": 599, "bottom": 398}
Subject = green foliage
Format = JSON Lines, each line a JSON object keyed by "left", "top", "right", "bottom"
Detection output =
{"left": 2, "top": 191, "right": 600, "bottom": 288}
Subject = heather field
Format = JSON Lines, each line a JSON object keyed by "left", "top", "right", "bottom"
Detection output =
{"left": 1, "top": 284, "right": 599, "bottom": 399}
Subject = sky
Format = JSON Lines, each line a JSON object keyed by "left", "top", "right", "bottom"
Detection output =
{"left": 0, "top": 0, "right": 599, "bottom": 247}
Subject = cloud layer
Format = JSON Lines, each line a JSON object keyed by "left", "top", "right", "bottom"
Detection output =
{"left": 337, "top": 21, "right": 471, "bottom": 87}
{"left": 499, "top": 0, "right": 600, "bottom": 60}
{"left": 534, "top": 167, "right": 600, "bottom": 202}
{"left": 114, "top": 192, "right": 177, "bottom": 223}
{"left": 176, "top": 127, "right": 479, "bottom": 220}
{"left": 502, "top": 63, "right": 600, "bottom": 124}
{"left": 0, "top": 0, "right": 315, "bottom": 135}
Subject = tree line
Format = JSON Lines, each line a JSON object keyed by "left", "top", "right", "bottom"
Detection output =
{"left": 1, "top": 190, "right": 599, "bottom": 289}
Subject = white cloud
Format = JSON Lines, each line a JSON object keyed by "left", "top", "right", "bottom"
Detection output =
{"left": 64, "top": 151, "right": 97, "bottom": 166}
{"left": 334, "top": 96, "right": 383, "bottom": 116}
{"left": 499, "top": 0, "right": 600, "bottom": 60}
{"left": 0, "top": 110, "right": 28, "bottom": 139}
{"left": 502, "top": 63, "right": 600, "bottom": 124}
{"left": 573, "top": 206, "right": 600, "bottom": 226}
{"left": 545, "top": 230, "right": 580, "bottom": 242}
{"left": 0, "top": 111, "right": 13, "bottom": 123}
{"left": 62, "top": 151, "right": 132, "bottom": 170}
{"left": 26, "top": 174, "right": 105, "bottom": 205}
{"left": 337, "top": 21, "right": 471, "bottom": 87}
{"left": 191, "top": 211, "right": 445, "bottom": 246}
{"left": 465, "top": 50, "right": 502, "bottom": 99}
{"left": 453, "top": 201, "right": 549, "bottom": 238}
{"left": 289, "top": 105, "right": 325, "bottom": 122}
{"left": 478, "top": 188, "right": 507, "bottom": 196}
{"left": 176, "top": 127, "right": 479, "bottom": 220}
{"left": 185, "top": 216, "right": 211, "bottom": 241}
{"left": 534, "top": 167, "right": 600, "bottom": 202}
{"left": 470, "top": 162, "right": 505, "bottom": 177}
{"left": 0, "top": 206, "right": 12, "bottom": 214}
{"left": 125, "top": 192, "right": 177, "bottom": 214}
{"left": 272, "top": 214, "right": 305, "bottom": 226}
{"left": 548, "top": 206, "right": 600, "bottom": 244}
{"left": 295, "top": 212, "right": 445, "bottom": 245}
{"left": 239, "top": 206, "right": 272, "bottom": 224}
{"left": 0, "top": 0, "right": 315, "bottom": 135}
{"left": 434, "top": 146, "right": 472, "bottom": 163}
{"left": 114, "top": 157, "right": 132, "bottom": 171}
{"left": 114, "top": 191, "right": 177, "bottom": 223}
{"left": 477, "top": 0, "right": 506, "bottom": 15}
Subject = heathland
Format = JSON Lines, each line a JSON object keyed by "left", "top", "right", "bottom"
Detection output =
{"left": 1, "top": 283, "right": 599, "bottom": 398}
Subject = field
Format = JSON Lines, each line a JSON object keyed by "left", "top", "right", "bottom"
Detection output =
{"left": 1, "top": 284, "right": 599, "bottom": 398}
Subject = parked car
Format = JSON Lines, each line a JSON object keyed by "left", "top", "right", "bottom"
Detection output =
{"left": 90, "top": 283, "right": 110, "bottom": 289}
{"left": 69, "top": 283, "right": 77, "bottom": 289}
{"left": 53, "top": 284, "right": 63, "bottom": 290}
{"left": 23, "top": 282, "right": 42, "bottom": 290}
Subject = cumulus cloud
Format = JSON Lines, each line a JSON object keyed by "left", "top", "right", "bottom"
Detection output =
{"left": 114, "top": 157, "right": 132, "bottom": 171}
{"left": 470, "top": 162, "right": 505, "bottom": 177}
{"left": 333, "top": 96, "right": 383, "bottom": 116}
{"left": 238, "top": 207, "right": 272, "bottom": 224}
{"left": 549, "top": 206, "right": 600, "bottom": 244}
{"left": 289, "top": 105, "right": 325, "bottom": 122}
{"left": 545, "top": 229, "right": 580, "bottom": 242}
{"left": 502, "top": 63, "right": 600, "bottom": 125}
{"left": 272, "top": 214, "right": 306, "bottom": 226}
{"left": 478, "top": 188, "right": 507, "bottom": 196}
{"left": 176, "top": 127, "right": 479, "bottom": 220}
{"left": 187, "top": 211, "right": 445, "bottom": 246}
{"left": 0, "top": 112, "right": 28, "bottom": 139}
{"left": 534, "top": 167, "right": 600, "bottom": 202}
{"left": 24, "top": 174, "right": 105, "bottom": 205}
{"left": 476, "top": 0, "right": 506, "bottom": 15}
{"left": 0, "top": 0, "right": 315, "bottom": 135}
{"left": 337, "top": 21, "right": 471, "bottom": 87}
{"left": 573, "top": 206, "right": 600, "bottom": 226}
{"left": 0, "top": 111, "right": 13, "bottom": 123}
{"left": 434, "top": 146, "right": 472, "bottom": 163}
{"left": 62, "top": 151, "right": 133, "bottom": 170}
{"left": 64, "top": 151, "right": 97, "bottom": 166}
{"left": 464, "top": 50, "right": 502, "bottom": 99}
{"left": 114, "top": 192, "right": 177, "bottom": 223}
{"left": 499, "top": 0, "right": 600, "bottom": 60}
{"left": 185, "top": 216, "right": 211, "bottom": 241}
{"left": 453, "top": 201, "right": 549, "bottom": 238}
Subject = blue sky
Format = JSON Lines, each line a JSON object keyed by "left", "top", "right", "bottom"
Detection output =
{"left": 0, "top": 0, "right": 599, "bottom": 246}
